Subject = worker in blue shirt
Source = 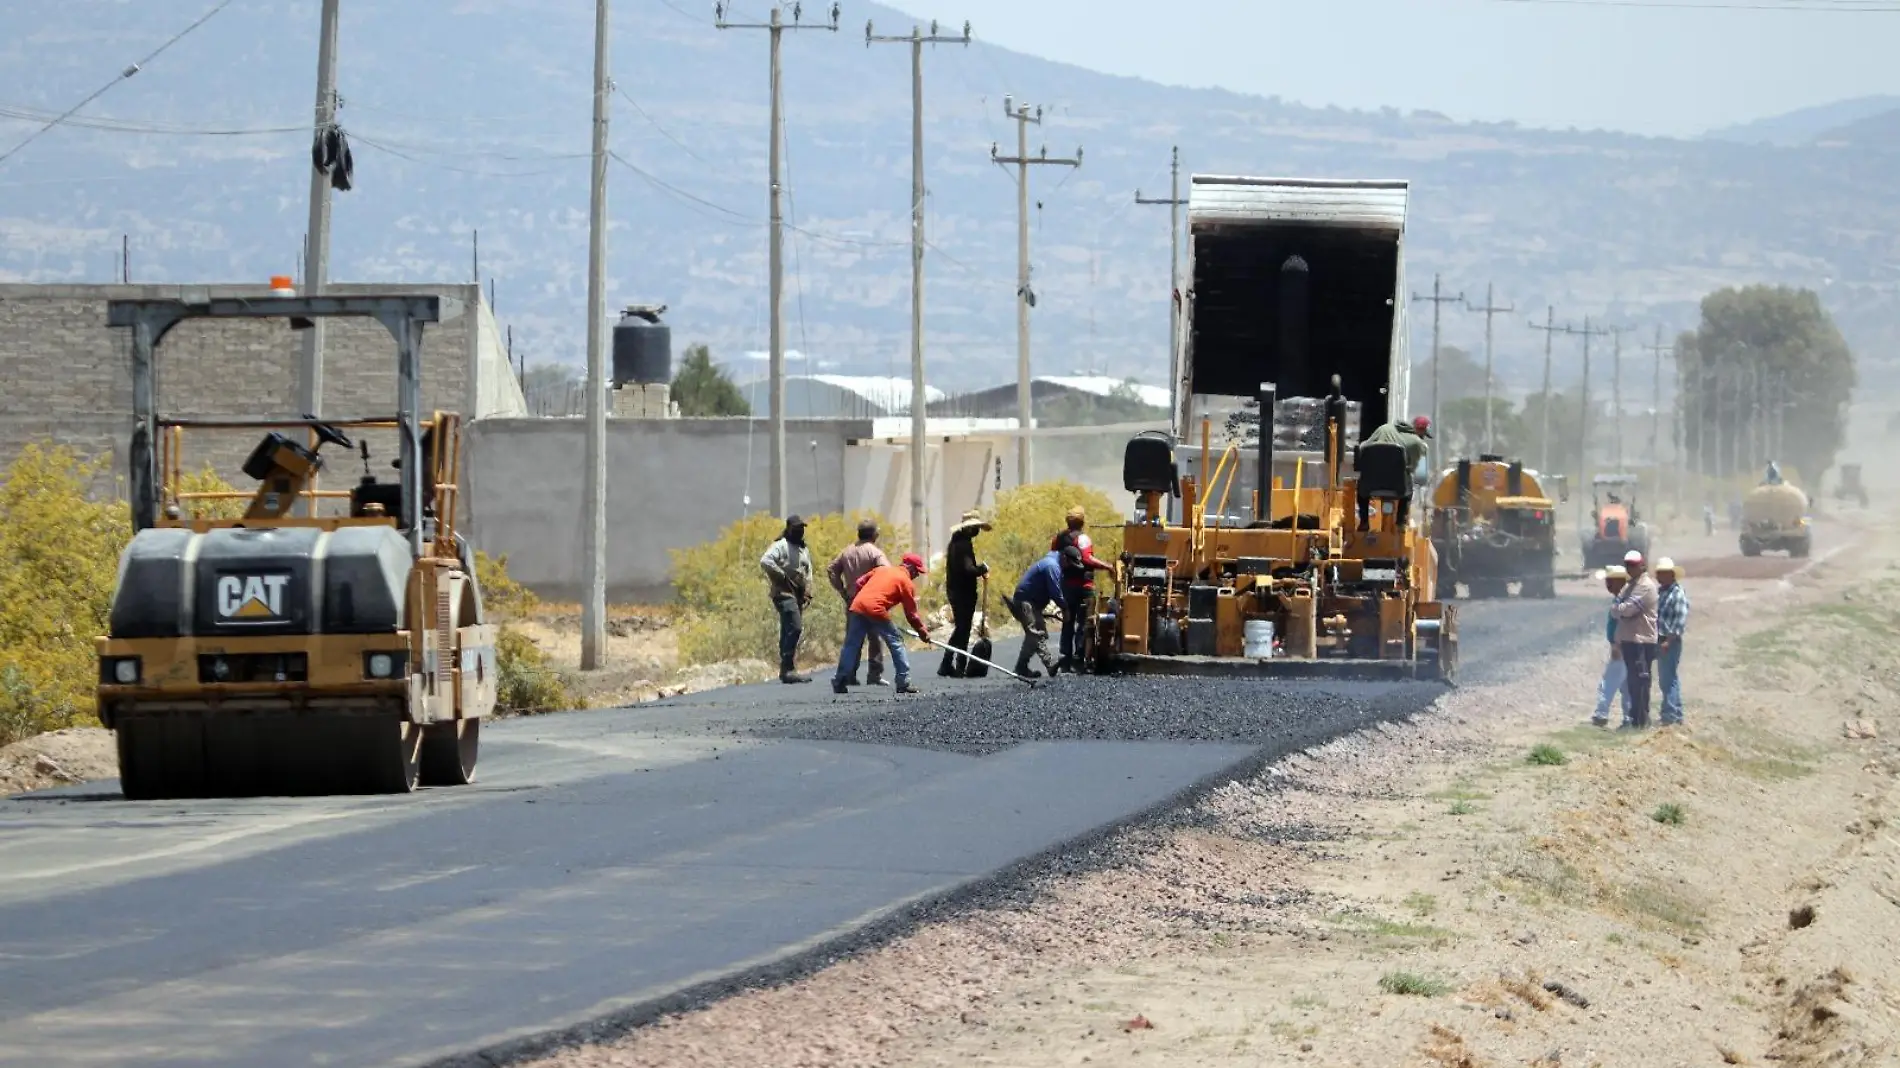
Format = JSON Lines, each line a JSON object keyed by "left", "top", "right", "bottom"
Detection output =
{"left": 1009, "top": 548, "right": 1071, "bottom": 677}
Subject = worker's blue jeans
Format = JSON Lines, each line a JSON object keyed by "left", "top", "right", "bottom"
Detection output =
{"left": 1658, "top": 637, "right": 1684, "bottom": 725}
{"left": 1060, "top": 586, "right": 1089, "bottom": 661}
{"left": 835, "top": 612, "right": 910, "bottom": 686}
{"left": 1594, "top": 651, "right": 1629, "bottom": 725}
{"left": 774, "top": 595, "right": 803, "bottom": 675}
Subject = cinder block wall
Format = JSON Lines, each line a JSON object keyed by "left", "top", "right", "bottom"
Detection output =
{"left": 0, "top": 283, "right": 480, "bottom": 493}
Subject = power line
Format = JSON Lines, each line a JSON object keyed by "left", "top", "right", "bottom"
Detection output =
{"left": 0, "top": 103, "right": 298, "bottom": 137}
{"left": 0, "top": 0, "right": 236, "bottom": 168}
{"left": 614, "top": 82, "right": 715, "bottom": 165}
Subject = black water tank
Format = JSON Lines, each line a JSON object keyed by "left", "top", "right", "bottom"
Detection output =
{"left": 611, "top": 304, "right": 671, "bottom": 385}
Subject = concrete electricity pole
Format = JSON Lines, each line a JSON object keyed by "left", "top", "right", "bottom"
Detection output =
{"left": 991, "top": 99, "right": 1080, "bottom": 486}
{"left": 579, "top": 0, "right": 612, "bottom": 670}
{"left": 298, "top": 0, "right": 341, "bottom": 418}
{"left": 867, "top": 17, "right": 969, "bottom": 559}
{"left": 1527, "top": 307, "right": 1564, "bottom": 474}
{"left": 1409, "top": 275, "right": 1463, "bottom": 445}
{"left": 1464, "top": 283, "right": 1514, "bottom": 454}
{"left": 718, "top": 1, "right": 840, "bottom": 519}
{"left": 1135, "top": 147, "right": 1188, "bottom": 419}
{"left": 1604, "top": 325, "right": 1634, "bottom": 471}
{"left": 1570, "top": 317, "right": 1613, "bottom": 524}
{"left": 1642, "top": 325, "right": 1674, "bottom": 511}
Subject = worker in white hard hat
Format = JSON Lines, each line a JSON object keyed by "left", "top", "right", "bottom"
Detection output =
{"left": 1592, "top": 566, "right": 1632, "bottom": 728}
{"left": 1610, "top": 549, "right": 1660, "bottom": 728}
{"left": 1654, "top": 557, "right": 1690, "bottom": 726}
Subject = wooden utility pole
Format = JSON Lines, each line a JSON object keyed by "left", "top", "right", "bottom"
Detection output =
{"left": 1527, "top": 307, "right": 1565, "bottom": 474}
{"left": 299, "top": 0, "right": 341, "bottom": 418}
{"left": 1136, "top": 147, "right": 1187, "bottom": 421}
{"left": 1464, "top": 283, "right": 1514, "bottom": 454}
{"left": 991, "top": 99, "right": 1080, "bottom": 486}
{"left": 579, "top": 0, "right": 611, "bottom": 670}
{"left": 1642, "top": 325, "right": 1676, "bottom": 512}
{"left": 1409, "top": 275, "right": 1463, "bottom": 444}
{"left": 1569, "top": 318, "right": 1614, "bottom": 525}
{"left": 718, "top": 1, "right": 839, "bottom": 518}
{"left": 867, "top": 16, "right": 969, "bottom": 559}
{"left": 1604, "top": 325, "right": 1635, "bottom": 471}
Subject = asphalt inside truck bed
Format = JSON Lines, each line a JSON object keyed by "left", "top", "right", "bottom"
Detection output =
{"left": 0, "top": 589, "right": 1600, "bottom": 1068}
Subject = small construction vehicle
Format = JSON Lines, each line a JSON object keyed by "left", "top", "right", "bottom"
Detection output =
{"left": 1429, "top": 455, "right": 1561, "bottom": 599}
{"left": 1581, "top": 473, "right": 1650, "bottom": 570}
{"left": 1741, "top": 477, "right": 1812, "bottom": 557}
{"left": 94, "top": 294, "right": 496, "bottom": 799}
{"left": 1833, "top": 463, "right": 1868, "bottom": 509}
{"left": 1082, "top": 174, "right": 1455, "bottom": 682}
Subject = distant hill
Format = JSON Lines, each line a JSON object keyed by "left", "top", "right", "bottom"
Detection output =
{"left": 3, "top": 1, "right": 1897, "bottom": 399}
{"left": 1704, "top": 95, "right": 1900, "bottom": 147}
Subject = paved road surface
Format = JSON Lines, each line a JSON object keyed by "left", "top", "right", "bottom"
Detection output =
{"left": 0, "top": 591, "right": 1601, "bottom": 1068}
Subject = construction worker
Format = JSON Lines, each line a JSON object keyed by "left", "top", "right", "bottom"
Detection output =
{"left": 1655, "top": 557, "right": 1691, "bottom": 726}
{"left": 1591, "top": 566, "right": 1632, "bottom": 728}
{"left": 826, "top": 519, "right": 890, "bottom": 687}
{"left": 832, "top": 552, "right": 929, "bottom": 695}
{"left": 1009, "top": 547, "right": 1068, "bottom": 678}
{"left": 1050, "top": 507, "right": 1112, "bottom": 672}
{"left": 1764, "top": 460, "right": 1783, "bottom": 485}
{"left": 759, "top": 515, "right": 814, "bottom": 684}
{"left": 1357, "top": 415, "right": 1431, "bottom": 530}
{"left": 941, "top": 510, "right": 993, "bottom": 677}
{"left": 1611, "top": 548, "right": 1660, "bottom": 728}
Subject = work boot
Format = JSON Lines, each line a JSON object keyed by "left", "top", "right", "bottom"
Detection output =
{"left": 865, "top": 671, "right": 890, "bottom": 687}
{"left": 830, "top": 678, "right": 848, "bottom": 695}
{"left": 1016, "top": 666, "right": 1043, "bottom": 679}
{"left": 894, "top": 679, "right": 919, "bottom": 695}
{"left": 781, "top": 671, "right": 811, "bottom": 684}
{"left": 1053, "top": 657, "right": 1075, "bottom": 675}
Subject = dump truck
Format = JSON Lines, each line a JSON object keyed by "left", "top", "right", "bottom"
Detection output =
{"left": 1834, "top": 463, "right": 1867, "bottom": 509}
{"left": 1741, "top": 480, "right": 1811, "bottom": 557}
{"left": 1581, "top": 473, "right": 1650, "bottom": 570}
{"left": 1082, "top": 175, "right": 1456, "bottom": 681}
{"left": 1429, "top": 455, "right": 1561, "bottom": 599}
{"left": 94, "top": 295, "right": 496, "bottom": 799}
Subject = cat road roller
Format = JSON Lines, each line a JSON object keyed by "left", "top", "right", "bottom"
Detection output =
{"left": 94, "top": 294, "right": 496, "bottom": 799}
{"left": 1078, "top": 173, "right": 1456, "bottom": 682}
{"left": 1429, "top": 455, "right": 1562, "bottom": 599}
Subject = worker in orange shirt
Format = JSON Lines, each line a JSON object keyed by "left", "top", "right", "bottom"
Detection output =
{"left": 832, "top": 552, "right": 930, "bottom": 695}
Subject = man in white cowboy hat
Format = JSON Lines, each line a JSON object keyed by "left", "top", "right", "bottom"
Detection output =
{"left": 1592, "top": 566, "right": 1632, "bottom": 728}
{"left": 941, "top": 509, "right": 993, "bottom": 677}
{"left": 1654, "top": 557, "right": 1690, "bottom": 726}
{"left": 1610, "top": 548, "right": 1660, "bottom": 728}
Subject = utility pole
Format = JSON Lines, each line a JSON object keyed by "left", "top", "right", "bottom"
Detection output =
{"left": 1604, "top": 325, "right": 1633, "bottom": 471}
{"left": 1410, "top": 275, "right": 1464, "bottom": 444}
{"left": 1527, "top": 307, "right": 1564, "bottom": 473}
{"left": 1464, "top": 283, "right": 1513, "bottom": 454}
{"left": 1136, "top": 146, "right": 1188, "bottom": 420}
{"left": 299, "top": 0, "right": 341, "bottom": 418}
{"left": 991, "top": 99, "right": 1080, "bottom": 486}
{"left": 718, "top": 1, "right": 839, "bottom": 519}
{"left": 579, "top": 0, "right": 611, "bottom": 670}
{"left": 867, "top": 16, "right": 970, "bottom": 559}
{"left": 1570, "top": 317, "right": 1614, "bottom": 524}
{"left": 1642, "top": 326, "right": 1674, "bottom": 513}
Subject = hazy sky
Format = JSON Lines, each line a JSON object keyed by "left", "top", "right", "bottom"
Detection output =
{"left": 892, "top": 0, "right": 1900, "bottom": 136}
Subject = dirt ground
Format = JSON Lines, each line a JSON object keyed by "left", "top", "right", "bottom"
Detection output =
{"left": 0, "top": 727, "right": 116, "bottom": 797}
{"left": 529, "top": 521, "right": 1899, "bottom": 1068}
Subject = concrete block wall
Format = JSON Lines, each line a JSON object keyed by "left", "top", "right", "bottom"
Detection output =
{"left": 0, "top": 282, "right": 486, "bottom": 493}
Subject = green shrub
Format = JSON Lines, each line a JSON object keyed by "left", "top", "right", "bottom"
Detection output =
{"left": 495, "top": 625, "right": 584, "bottom": 715}
{"left": 1527, "top": 743, "right": 1569, "bottom": 766}
{"left": 0, "top": 446, "right": 131, "bottom": 746}
{"left": 475, "top": 549, "right": 540, "bottom": 621}
{"left": 1378, "top": 971, "right": 1451, "bottom": 997}
{"left": 1651, "top": 802, "right": 1686, "bottom": 826}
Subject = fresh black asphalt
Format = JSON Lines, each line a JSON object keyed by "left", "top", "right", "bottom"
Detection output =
{"left": 0, "top": 589, "right": 1600, "bottom": 1068}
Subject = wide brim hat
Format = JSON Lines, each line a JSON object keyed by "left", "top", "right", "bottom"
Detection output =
{"left": 952, "top": 509, "right": 992, "bottom": 534}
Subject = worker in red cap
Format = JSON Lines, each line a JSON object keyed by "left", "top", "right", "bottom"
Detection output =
{"left": 833, "top": 552, "right": 930, "bottom": 695}
{"left": 1355, "top": 414, "right": 1432, "bottom": 531}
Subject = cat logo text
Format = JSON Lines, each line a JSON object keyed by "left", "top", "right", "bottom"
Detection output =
{"left": 217, "top": 574, "right": 290, "bottom": 622}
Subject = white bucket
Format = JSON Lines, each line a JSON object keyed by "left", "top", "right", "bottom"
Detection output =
{"left": 1243, "top": 619, "right": 1276, "bottom": 659}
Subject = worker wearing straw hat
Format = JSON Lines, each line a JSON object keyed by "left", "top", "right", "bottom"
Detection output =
{"left": 941, "top": 510, "right": 993, "bottom": 677}
{"left": 1654, "top": 557, "right": 1690, "bottom": 726}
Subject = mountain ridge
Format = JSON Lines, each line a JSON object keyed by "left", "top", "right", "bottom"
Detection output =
{"left": 2, "top": 0, "right": 1895, "bottom": 397}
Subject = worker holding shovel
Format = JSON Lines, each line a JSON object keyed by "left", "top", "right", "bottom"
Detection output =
{"left": 832, "top": 553, "right": 930, "bottom": 696}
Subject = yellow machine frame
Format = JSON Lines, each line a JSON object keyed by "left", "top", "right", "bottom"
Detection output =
{"left": 1094, "top": 406, "right": 1455, "bottom": 681}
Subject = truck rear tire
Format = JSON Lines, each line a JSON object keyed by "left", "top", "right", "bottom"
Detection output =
{"left": 1740, "top": 537, "right": 1761, "bottom": 557}
{"left": 419, "top": 719, "right": 480, "bottom": 786}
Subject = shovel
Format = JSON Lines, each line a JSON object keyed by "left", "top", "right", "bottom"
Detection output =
{"left": 908, "top": 629, "right": 1040, "bottom": 688}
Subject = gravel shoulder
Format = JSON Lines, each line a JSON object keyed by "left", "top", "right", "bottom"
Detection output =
{"left": 522, "top": 519, "right": 1898, "bottom": 1068}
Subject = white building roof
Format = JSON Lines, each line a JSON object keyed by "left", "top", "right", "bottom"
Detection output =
{"left": 1037, "top": 375, "right": 1171, "bottom": 409}
{"left": 738, "top": 374, "right": 949, "bottom": 416}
